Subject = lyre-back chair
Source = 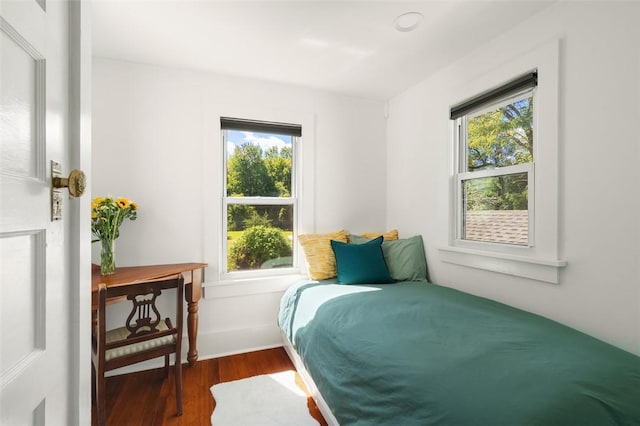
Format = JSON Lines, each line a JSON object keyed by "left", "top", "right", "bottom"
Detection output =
{"left": 92, "top": 275, "right": 184, "bottom": 425}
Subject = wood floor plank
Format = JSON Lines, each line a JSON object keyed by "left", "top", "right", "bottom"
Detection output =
{"left": 92, "top": 347, "right": 328, "bottom": 426}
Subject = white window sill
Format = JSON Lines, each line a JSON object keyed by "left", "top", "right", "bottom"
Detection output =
{"left": 203, "top": 273, "right": 308, "bottom": 299}
{"left": 439, "top": 246, "right": 567, "bottom": 284}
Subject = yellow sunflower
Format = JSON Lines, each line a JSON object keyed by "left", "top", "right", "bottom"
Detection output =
{"left": 91, "top": 197, "right": 103, "bottom": 209}
{"left": 116, "top": 198, "right": 131, "bottom": 209}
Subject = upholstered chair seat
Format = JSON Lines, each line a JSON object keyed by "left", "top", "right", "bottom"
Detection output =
{"left": 104, "top": 319, "right": 176, "bottom": 362}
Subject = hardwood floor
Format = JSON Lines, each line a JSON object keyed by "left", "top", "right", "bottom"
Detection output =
{"left": 92, "top": 347, "right": 328, "bottom": 426}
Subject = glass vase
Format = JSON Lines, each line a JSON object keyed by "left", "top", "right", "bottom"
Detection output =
{"left": 100, "top": 238, "right": 116, "bottom": 275}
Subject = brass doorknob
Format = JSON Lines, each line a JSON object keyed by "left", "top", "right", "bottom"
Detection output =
{"left": 52, "top": 169, "right": 86, "bottom": 197}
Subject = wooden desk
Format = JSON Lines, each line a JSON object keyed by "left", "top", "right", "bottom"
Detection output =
{"left": 92, "top": 262, "right": 208, "bottom": 367}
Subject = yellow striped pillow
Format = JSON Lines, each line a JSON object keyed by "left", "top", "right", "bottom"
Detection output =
{"left": 359, "top": 229, "right": 399, "bottom": 241}
{"left": 298, "top": 229, "right": 348, "bottom": 280}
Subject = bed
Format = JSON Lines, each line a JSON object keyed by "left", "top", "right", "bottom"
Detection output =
{"left": 278, "top": 279, "right": 640, "bottom": 425}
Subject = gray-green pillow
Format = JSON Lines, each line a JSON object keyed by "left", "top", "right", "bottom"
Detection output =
{"left": 349, "top": 234, "right": 428, "bottom": 281}
{"left": 382, "top": 235, "right": 428, "bottom": 281}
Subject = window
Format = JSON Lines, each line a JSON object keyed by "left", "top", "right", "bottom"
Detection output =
{"left": 441, "top": 41, "right": 565, "bottom": 284}
{"left": 221, "top": 117, "right": 301, "bottom": 276}
{"left": 451, "top": 71, "right": 537, "bottom": 248}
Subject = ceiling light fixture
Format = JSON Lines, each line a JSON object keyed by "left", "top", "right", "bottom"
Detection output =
{"left": 394, "top": 12, "right": 423, "bottom": 33}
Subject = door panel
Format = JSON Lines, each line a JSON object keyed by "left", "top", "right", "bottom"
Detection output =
{"left": 0, "top": 22, "right": 45, "bottom": 179}
{"left": 1, "top": 0, "right": 71, "bottom": 424}
{"left": 0, "top": 230, "right": 46, "bottom": 381}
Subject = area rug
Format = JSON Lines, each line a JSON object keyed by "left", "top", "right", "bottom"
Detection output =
{"left": 210, "top": 370, "right": 319, "bottom": 426}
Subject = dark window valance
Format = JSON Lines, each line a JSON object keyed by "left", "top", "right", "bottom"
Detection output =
{"left": 220, "top": 116, "right": 302, "bottom": 137}
{"left": 450, "top": 70, "right": 538, "bottom": 120}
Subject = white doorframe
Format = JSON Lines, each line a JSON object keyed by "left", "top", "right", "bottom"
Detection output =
{"left": 68, "top": 1, "right": 92, "bottom": 424}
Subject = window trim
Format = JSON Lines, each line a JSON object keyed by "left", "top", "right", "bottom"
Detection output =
{"left": 202, "top": 104, "right": 315, "bottom": 298}
{"left": 441, "top": 39, "right": 566, "bottom": 284}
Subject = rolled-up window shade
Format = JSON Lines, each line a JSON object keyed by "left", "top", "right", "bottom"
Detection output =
{"left": 220, "top": 117, "right": 302, "bottom": 137}
{"left": 450, "top": 70, "right": 537, "bottom": 120}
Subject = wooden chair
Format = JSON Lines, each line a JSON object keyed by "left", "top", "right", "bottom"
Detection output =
{"left": 91, "top": 275, "right": 184, "bottom": 426}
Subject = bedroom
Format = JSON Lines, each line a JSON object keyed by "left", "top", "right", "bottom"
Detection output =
{"left": 0, "top": 0, "right": 638, "bottom": 425}
{"left": 91, "top": 1, "right": 639, "bottom": 423}
{"left": 91, "top": 0, "right": 639, "bottom": 361}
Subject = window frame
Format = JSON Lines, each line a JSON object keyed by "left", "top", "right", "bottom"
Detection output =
{"left": 453, "top": 87, "right": 536, "bottom": 251}
{"left": 220, "top": 122, "right": 301, "bottom": 281}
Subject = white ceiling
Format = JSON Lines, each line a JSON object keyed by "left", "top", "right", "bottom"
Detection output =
{"left": 92, "top": 1, "right": 554, "bottom": 100}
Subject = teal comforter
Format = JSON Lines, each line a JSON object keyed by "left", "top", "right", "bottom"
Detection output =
{"left": 278, "top": 281, "right": 640, "bottom": 426}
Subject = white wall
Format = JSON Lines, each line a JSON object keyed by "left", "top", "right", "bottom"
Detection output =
{"left": 386, "top": 2, "right": 640, "bottom": 355}
{"left": 92, "top": 57, "right": 387, "bottom": 362}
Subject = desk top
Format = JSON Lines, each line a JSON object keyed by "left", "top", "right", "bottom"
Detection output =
{"left": 92, "top": 262, "right": 208, "bottom": 293}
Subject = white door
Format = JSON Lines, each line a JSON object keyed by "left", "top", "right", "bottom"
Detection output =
{"left": 0, "top": 0, "right": 82, "bottom": 424}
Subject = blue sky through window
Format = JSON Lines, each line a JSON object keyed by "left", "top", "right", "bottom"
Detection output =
{"left": 227, "top": 130, "right": 292, "bottom": 158}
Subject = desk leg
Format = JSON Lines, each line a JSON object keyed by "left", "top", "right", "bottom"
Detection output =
{"left": 186, "top": 297, "right": 199, "bottom": 367}
{"left": 185, "top": 268, "right": 202, "bottom": 367}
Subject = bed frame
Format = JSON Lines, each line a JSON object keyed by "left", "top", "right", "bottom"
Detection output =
{"left": 281, "top": 331, "right": 340, "bottom": 426}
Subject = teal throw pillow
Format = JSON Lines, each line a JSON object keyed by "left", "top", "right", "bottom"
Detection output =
{"left": 330, "top": 236, "right": 394, "bottom": 284}
{"left": 348, "top": 234, "right": 429, "bottom": 281}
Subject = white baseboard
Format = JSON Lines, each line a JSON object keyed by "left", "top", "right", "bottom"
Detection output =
{"left": 195, "top": 323, "right": 283, "bottom": 360}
